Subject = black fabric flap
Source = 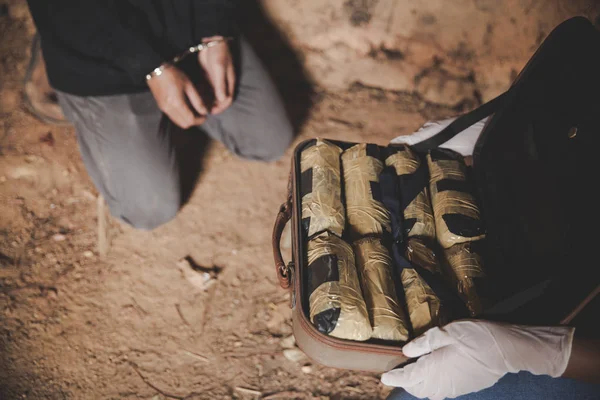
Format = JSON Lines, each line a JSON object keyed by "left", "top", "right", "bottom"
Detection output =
{"left": 471, "top": 17, "right": 600, "bottom": 323}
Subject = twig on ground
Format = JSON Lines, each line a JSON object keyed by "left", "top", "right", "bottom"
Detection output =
{"left": 175, "top": 303, "right": 191, "bottom": 327}
{"left": 182, "top": 349, "right": 209, "bottom": 363}
{"left": 200, "top": 281, "right": 219, "bottom": 334}
{"left": 130, "top": 363, "right": 185, "bottom": 400}
{"left": 235, "top": 386, "right": 262, "bottom": 397}
{"left": 130, "top": 297, "right": 148, "bottom": 316}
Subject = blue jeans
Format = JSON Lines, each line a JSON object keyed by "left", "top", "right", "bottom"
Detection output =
{"left": 387, "top": 371, "right": 600, "bottom": 400}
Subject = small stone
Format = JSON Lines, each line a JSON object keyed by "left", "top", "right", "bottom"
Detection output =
{"left": 301, "top": 365, "right": 313, "bottom": 374}
{"left": 280, "top": 335, "right": 296, "bottom": 349}
{"left": 203, "top": 279, "right": 216, "bottom": 290}
{"left": 283, "top": 348, "right": 307, "bottom": 363}
{"left": 234, "top": 341, "right": 243, "bottom": 348}
{"left": 267, "top": 303, "right": 292, "bottom": 336}
{"left": 83, "top": 251, "right": 94, "bottom": 258}
{"left": 178, "top": 258, "right": 214, "bottom": 290}
{"left": 25, "top": 155, "right": 39, "bottom": 163}
{"left": 52, "top": 234, "right": 66, "bottom": 242}
{"left": 8, "top": 166, "right": 37, "bottom": 180}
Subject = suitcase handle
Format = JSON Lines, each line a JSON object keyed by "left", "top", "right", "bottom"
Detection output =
{"left": 272, "top": 175, "right": 293, "bottom": 289}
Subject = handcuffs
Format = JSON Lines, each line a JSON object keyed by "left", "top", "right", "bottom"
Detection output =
{"left": 145, "top": 37, "right": 233, "bottom": 81}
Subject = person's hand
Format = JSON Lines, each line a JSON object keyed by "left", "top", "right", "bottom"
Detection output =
{"left": 381, "top": 320, "right": 574, "bottom": 400}
{"left": 390, "top": 117, "right": 488, "bottom": 156}
{"left": 198, "top": 36, "right": 235, "bottom": 115}
{"left": 147, "top": 66, "right": 207, "bottom": 129}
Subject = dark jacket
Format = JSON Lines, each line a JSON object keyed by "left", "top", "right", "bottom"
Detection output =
{"left": 27, "top": 0, "right": 236, "bottom": 96}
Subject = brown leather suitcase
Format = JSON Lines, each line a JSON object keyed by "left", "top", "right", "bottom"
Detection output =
{"left": 272, "top": 17, "right": 600, "bottom": 372}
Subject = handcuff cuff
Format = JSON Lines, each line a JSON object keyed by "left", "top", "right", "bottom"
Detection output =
{"left": 145, "top": 37, "right": 233, "bottom": 81}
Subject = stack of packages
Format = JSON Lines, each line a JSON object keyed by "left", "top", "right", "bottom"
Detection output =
{"left": 300, "top": 139, "right": 372, "bottom": 341}
{"left": 383, "top": 145, "right": 451, "bottom": 336}
{"left": 427, "top": 149, "right": 487, "bottom": 316}
{"left": 382, "top": 145, "right": 478, "bottom": 336}
{"left": 342, "top": 144, "right": 410, "bottom": 342}
{"left": 301, "top": 139, "right": 487, "bottom": 344}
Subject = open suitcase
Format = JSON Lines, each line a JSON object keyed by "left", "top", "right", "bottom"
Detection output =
{"left": 272, "top": 17, "right": 600, "bottom": 372}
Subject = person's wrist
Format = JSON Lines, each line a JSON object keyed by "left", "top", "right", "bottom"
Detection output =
{"left": 547, "top": 326, "right": 575, "bottom": 377}
{"left": 509, "top": 325, "right": 576, "bottom": 377}
{"left": 145, "top": 62, "right": 173, "bottom": 82}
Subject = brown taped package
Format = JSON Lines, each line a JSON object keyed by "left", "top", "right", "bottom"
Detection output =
{"left": 444, "top": 242, "right": 486, "bottom": 316}
{"left": 400, "top": 268, "right": 443, "bottom": 337}
{"left": 354, "top": 237, "right": 410, "bottom": 342}
{"left": 301, "top": 139, "right": 345, "bottom": 238}
{"left": 385, "top": 146, "right": 444, "bottom": 334}
{"left": 427, "top": 150, "right": 486, "bottom": 248}
{"left": 404, "top": 239, "right": 445, "bottom": 336}
{"left": 385, "top": 145, "right": 435, "bottom": 240}
{"left": 307, "top": 232, "right": 372, "bottom": 341}
{"left": 405, "top": 237, "right": 442, "bottom": 275}
{"left": 342, "top": 144, "right": 391, "bottom": 238}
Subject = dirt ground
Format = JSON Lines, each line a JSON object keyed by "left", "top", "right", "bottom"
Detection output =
{"left": 1, "top": 1, "right": 598, "bottom": 399}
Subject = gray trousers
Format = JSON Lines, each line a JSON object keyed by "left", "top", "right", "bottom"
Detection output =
{"left": 58, "top": 39, "right": 293, "bottom": 230}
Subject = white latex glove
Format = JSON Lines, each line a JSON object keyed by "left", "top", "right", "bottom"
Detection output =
{"left": 390, "top": 117, "right": 489, "bottom": 157}
{"left": 381, "top": 320, "right": 575, "bottom": 400}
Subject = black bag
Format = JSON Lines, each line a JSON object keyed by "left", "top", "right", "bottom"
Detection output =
{"left": 411, "top": 16, "right": 600, "bottom": 325}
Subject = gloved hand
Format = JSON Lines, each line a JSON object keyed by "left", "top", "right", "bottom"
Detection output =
{"left": 381, "top": 320, "right": 575, "bottom": 400}
{"left": 390, "top": 117, "right": 488, "bottom": 157}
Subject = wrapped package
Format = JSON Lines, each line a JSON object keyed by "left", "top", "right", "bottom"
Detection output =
{"left": 401, "top": 239, "right": 469, "bottom": 330}
{"left": 379, "top": 167, "right": 447, "bottom": 336}
{"left": 385, "top": 145, "right": 435, "bottom": 240}
{"left": 444, "top": 242, "right": 486, "bottom": 316}
{"left": 405, "top": 237, "right": 441, "bottom": 275}
{"left": 400, "top": 268, "right": 443, "bottom": 336}
{"left": 300, "top": 139, "right": 345, "bottom": 238}
{"left": 307, "top": 231, "right": 372, "bottom": 341}
{"left": 342, "top": 143, "right": 391, "bottom": 238}
{"left": 427, "top": 148, "right": 486, "bottom": 248}
{"left": 354, "top": 236, "right": 410, "bottom": 341}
